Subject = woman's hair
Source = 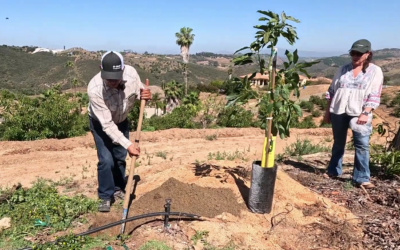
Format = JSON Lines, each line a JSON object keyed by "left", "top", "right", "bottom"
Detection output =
{"left": 363, "top": 51, "right": 373, "bottom": 72}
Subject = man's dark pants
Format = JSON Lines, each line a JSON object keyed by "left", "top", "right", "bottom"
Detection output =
{"left": 89, "top": 116, "right": 129, "bottom": 201}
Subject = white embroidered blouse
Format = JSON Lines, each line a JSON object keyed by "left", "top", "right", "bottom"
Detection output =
{"left": 326, "top": 62, "right": 383, "bottom": 116}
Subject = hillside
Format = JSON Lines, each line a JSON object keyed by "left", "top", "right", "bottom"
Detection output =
{"left": 0, "top": 46, "right": 262, "bottom": 95}
{"left": 1, "top": 45, "right": 400, "bottom": 95}
{"left": 307, "top": 48, "right": 400, "bottom": 84}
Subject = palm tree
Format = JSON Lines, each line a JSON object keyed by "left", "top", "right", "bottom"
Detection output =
{"left": 163, "top": 80, "right": 184, "bottom": 113}
{"left": 175, "top": 27, "right": 195, "bottom": 96}
{"left": 150, "top": 92, "right": 163, "bottom": 116}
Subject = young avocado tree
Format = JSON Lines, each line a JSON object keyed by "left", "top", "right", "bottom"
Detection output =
{"left": 228, "top": 10, "right": 320, "bottom": 213}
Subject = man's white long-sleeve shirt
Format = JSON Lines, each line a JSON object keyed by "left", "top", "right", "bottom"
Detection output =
{"left": 87, "top": 65, "right": 144, "bottom": 149}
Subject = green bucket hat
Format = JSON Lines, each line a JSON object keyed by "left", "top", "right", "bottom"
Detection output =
{"left": 349, "top": 39, "right": 371, "bottom": 53}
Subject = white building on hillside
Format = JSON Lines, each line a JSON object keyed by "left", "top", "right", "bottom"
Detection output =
{"left": 32, "top": 48, "right": 65, "bottom": 54}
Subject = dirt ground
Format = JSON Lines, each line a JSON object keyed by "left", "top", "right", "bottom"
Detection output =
{"left": 1, "top": 85, "right": 400, "bottom": 249}
{"left": 0, "top": 127, "right": 367, "bottom": 250}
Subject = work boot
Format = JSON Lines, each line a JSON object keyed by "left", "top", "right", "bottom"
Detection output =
{"left": 98, "top": 199, "right": 111, "bottom": 212}
{"left": 114, "top": 190, "right": 125, "bottom": 201}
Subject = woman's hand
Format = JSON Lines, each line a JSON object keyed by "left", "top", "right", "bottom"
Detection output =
{"left": 324, "top": 111, "right": 331, "bottom": 124}
{"left": 356, "top": 113, "right": 368, "bottom": 125}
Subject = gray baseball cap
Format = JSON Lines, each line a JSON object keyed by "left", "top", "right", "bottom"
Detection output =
{"left": 349, "top": 39, "right": 371, "bottom": 53}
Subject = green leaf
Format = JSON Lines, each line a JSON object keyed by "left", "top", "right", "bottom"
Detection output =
{"left": 274, "top": 101, "right": 282, "bottom": 109}
{"left": 291, "top": 73, "right": 300, "bottom": 84}
{"left": 253, "top": 25, "right": 270, "bottom": 31}
{"left": 285, "top": 50, "right": 293, "bottom": 63}
{"left": 296, "top": 61, "right": 321, "bottom": 69}
{"left": 273, "top": 88, "right": 280, "bottom": 101}
{"left": 285, "top": 15, "right": 300, "bottom": 23}
{"left": 247, "top": 72, "right": 257, "bottom": 81}
{"left": 281, "top": 11, "right": 287, "bottom": 22}
{"left": 292, "top": 104, "right": 302, "bottom": 117}
{"left": 281, "top": 32, "right": 296, "bottom": 45}
{"left": 260, "top": 59, "right": 266, "bottom": 74}
{"left": 232, "top": 54, "right": 254, "bottom": 66}
{"left": 293, "top": 49, "right": 299, "bottom": 64}
{"left": 281, "top": 86, "right": 290, "bottom": 100}
{"left": 263, "top": 32, "right": 271, "bottom": 44}
{"left": 233, "top": 46, "right": 250, "bottom": 55}
{"left": 283, "top": 62, "right": 290, "bottom": 69}
{"left": 226, "top": 94, "right": 239, "bottom": 101}
{"left": 299, "top": 68, "right": 311, "bottom": 78}
{"left": 259, "top": 17, "right": 269, "bottom": 21}
{"left": 257, "top": 10, "right": 279, "bottom": 20}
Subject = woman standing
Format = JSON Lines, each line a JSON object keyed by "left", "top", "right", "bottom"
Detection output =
{"left": 324, "top": 39, "right": 383, "bottom": 188}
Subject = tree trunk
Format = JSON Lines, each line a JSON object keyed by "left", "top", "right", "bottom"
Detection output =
{"left": 180, "top": 46, "right": 189, "bottom": 63}
{"left": 185, "top": 67, "right": 188, "bottom": 96}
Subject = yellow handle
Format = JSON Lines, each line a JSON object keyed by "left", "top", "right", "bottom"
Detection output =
{"left": 261, "top": 136, "right": 276, "bottom": 168}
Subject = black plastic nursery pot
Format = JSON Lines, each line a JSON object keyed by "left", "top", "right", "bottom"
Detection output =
{"left": 248, "top": 160, "right": 278, "bottom": 214}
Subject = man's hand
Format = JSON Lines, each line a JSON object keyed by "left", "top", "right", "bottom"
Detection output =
{"left": 323, "top": 111, "right": 331, "bottom": 124}
{"left": 140, "top": 88, "right": 152, "bottom": 101}
{"left": 356, "top": 113, "right": 369, "bottom": 125}
{"left": 128, "top": 144, "right": 140, "bottom": 157}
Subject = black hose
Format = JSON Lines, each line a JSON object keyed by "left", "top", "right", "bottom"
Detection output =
{"left": 18, "top": 211, "right": 202, "bottom": 250}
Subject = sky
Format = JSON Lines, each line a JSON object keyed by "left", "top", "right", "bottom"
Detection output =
{"left": 0, "top": 0, "right": 399, "bottom": 57}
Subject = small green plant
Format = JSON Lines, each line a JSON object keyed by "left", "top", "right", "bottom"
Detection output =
{"left": 155, "top": 151, "right": 167, "bottom": 159}
{"left": 0, "top": 178, "right": 99, "bottom": 249}
{"left": 206, "top": 134, "right": 217, "bottom": 141}
{"left": 282, "top": 138, "right": 330, "bottom": 158}
{"left": 381, "top": 93, "right": 391, "bottom": 106}
{"left": 308, "top": 95, "right": 328, "bottom": 110}
{"left": 32, "top": 233, "right": 107, "bottom": 250}
{"left": 191, "top": 230, "right": 209, "bottom": 245}
{"left": 389, "top": 93, "right": 400, "bottom": 107}
{"left": 139, "top": 240, "right": 171, "bottom": 250}
{"left": 343, "top": 181, "right": 353, "bottom": 191}
{"left": 295, "top": 115, "right": 317, "bottom": 129}
{"left": 311, "top": 109, "right": 321, "bottom": 117}
{"left": 207, "top": 150, "right": 247, "bottom": 161}
{"left": 299, "top": 100, "right": 314, "bottom": 112}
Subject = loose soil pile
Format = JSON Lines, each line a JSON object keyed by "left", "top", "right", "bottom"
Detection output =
{"left": 90, "top": 177, "right": 247, "bottom": 237}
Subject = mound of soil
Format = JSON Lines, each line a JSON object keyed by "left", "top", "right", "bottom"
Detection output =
{"left": 130, "top": 177, "right": 246, "bottom": 218}
{"left": 90, "top": 177, "right": 247, "bottom": 236}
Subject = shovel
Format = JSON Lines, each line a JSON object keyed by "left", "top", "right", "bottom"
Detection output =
{"left": 120, "top": 78, "right": 149, "bottom": 234}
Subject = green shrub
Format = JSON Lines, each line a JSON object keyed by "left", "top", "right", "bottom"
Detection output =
{"left": 309, "top": 95, "right": 328, "bottom": 110}
{"left": 320, "top": 120, "right": 332, "bottom": 128}
{"left": 294, "top": 115, "right": 317, "bottom": 129}
{"left": 0, "top": 87, "right": 89, "bottom": 141}
{"left": 312, "top": 109, "right": 321, "bottom": 117}
{"left": 143, "top": 105, "right": 199, "bottom": 130}
{"left": 217, "top": 105, "right": 255, "bottom": 128}
{"left": 209, "top": 80, "right": 224, "bottom": 89}
{"left": 380, "top": 93, "right": 391, "bottom": 106}
{"left": 196, "top": 84, "right": 219, "bottom": 93}
{"left": 299, "top": 100, "right": 314, "bottom": 112}
{"left": 389, "top": 93, "right": 400, "bottom": 107}
{"left": 392, "top": 107, "right": 400, "bottom": 118}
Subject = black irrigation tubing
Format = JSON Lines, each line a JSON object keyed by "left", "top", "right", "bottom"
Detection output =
{"left": 18, "top": 211, "right": 203, "bottom": 250}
